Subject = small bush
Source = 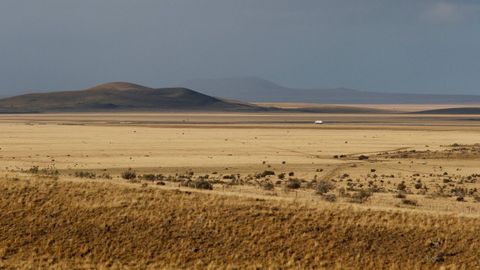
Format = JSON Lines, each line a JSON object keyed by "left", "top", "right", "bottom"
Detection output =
{"left": 402, "top": 199, "right": 418, "bottom": 206}
{"left": 25, "top": 166, "right": 59, "bottom": 178}
{"left": 141, "top": 174, "right": 157, "bottom": 181}
{"left": 122, "top": 170, "right": 137, "bottom": 180}
{"left": 262, "top": 182, "right": 274, "bottom": 191}
{"left": 348, "top": 190, "right": 373, "bottom": 204}
{"left": 262, "top": 170, "right": 275, "bottom": 177}
{"left": 321, "top": 194, "right": 337, "bottom": 202}
{"left": 255, "top": 170, "right": 275, "bottom": 179}
{"left": 28, "top": 166, "right": 39, "bottom": 174}
{"left": 193, "top": 179, "right": 213, "bottom": 190}
{"left": 140, "top": 174, "right": 164, "bottom": 181}
{"left": 286, "top": 179, "right": 301, "bottom": 189}
{"left": 75, "top": 171, "right": 96, "bottom": 179}
{"left": 397, "top": 181, "right": 407, "bottom": 192}
{"left": 315, "top": 180, "right": 335, "bottom": 195}
{"left": 181, "top": 179, "right": 213, "bottom": 190}
{"left": 414, "top": 181, "right": 423, "bottom": 189}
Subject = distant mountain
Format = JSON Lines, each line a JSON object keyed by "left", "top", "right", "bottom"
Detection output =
{"left": 183, "top": 77, "right": 480, "bottom": 104}
{"left": 0, "top": 82, "right": 262, "bottom": 113}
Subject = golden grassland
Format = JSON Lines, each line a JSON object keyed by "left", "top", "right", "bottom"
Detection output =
{"left": 1, "top": 112, "right": 480, "bottom": 269}
{"left": 1, "top": 176, "right": 480, "bottom": 269}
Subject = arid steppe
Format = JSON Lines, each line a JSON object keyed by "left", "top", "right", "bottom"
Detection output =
{"left": 1, "top": 112, "right": 480, "bottom": 269}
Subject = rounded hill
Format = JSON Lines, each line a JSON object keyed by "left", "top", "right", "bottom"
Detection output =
{"left": 0, "top": 82, "right": 262, "bottom": 113}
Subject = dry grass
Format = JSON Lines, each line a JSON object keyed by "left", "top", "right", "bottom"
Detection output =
{"left": 1, "top": 112, "right": 480, "bottom": 269}
{"left": 0, "top": 176, "right": 479, "bottom": 269}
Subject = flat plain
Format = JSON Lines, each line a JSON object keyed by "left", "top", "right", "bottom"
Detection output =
{"left": 1, "top": 112, "right": 480, "bottom": 269}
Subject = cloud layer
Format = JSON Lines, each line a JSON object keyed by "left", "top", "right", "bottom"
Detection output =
{"left": 0, "top": 0, "right": 479, "bottom": 96}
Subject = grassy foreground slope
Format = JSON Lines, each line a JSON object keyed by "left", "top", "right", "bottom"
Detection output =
{"left": 0, "top": 177, "right": 478, "bottom": 269}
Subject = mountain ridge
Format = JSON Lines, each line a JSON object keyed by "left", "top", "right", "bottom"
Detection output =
{"left": 182, "top": 77, "right": 480, "bottom": 104}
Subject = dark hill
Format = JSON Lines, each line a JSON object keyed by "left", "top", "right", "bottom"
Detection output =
{"left": 415, "top": 107, "right": 480, "bottom": 114}
{"left": 0, "top": 82, "right": 262, "bottom": 113}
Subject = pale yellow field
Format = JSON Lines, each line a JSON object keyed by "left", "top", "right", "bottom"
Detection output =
{"left": 1, "top": 112, "right": 480, "bottom": 268}
{"left": 1, "top": 112, "right": 480, "bottom": 212}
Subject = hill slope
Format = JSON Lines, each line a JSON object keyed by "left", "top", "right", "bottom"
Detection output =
{"left": 183, "top": 77, "right": 480, "bottom": 104}
{"left": 0, "top": 82, "right": 261, "bottom": 113}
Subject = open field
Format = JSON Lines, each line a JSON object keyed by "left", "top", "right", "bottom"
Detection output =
{"left": 255, "top": 102, "right": 480, "bottom": 113}
{"left": 1, "top": 112, "right": 480, "bottom": 268}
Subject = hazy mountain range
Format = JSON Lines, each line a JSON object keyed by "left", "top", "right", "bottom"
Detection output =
{"left": 0, "top": 78, "right": 479, "bottom": 114}
{"left": 183, "top": 77, "right": 480, "bottom": 104}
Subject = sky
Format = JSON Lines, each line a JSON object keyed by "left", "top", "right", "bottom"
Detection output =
{"left": 1, "top": 0, "right": 480, "bottom": 96}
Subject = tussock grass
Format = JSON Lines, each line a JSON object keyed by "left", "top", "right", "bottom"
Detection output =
{"left": 0, "top": 177, "right": 479, "bottom": 269}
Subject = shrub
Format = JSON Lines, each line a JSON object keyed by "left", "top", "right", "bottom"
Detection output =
{"left": 193, "top": 179, "right": 213, "bottom": 190}
{"left": 74, "top": 171, "right": 96, "bottom": 179}
{"left": 397, "top": 181, "right": 407, "bottom": 192}
{"left": 141, "top": 174, "right": 157, "bottom": 181}
{"left": 358, "top": 155, "right": 369, "bottom": 160}
{"left": 402, "top": 199, "right": 418, "bottom": 206}
{"left": 122, "top": 170, "right": 137, "bottom": 180}
{"left": 140, "top": 174, "right": 164, "bottom": 181}
{"left": 321, "top": 194, "right": 337, "bottom": 202}
{"left": 25, "top": 166, "right": 59, "bottom": 179}
{"left": 414, "top": 181, "right": 423, "bottom": 189}
{"left": 262, "top": 170, "right": 275, "bottom": 177}
{"left": 348, "top": 190, "right": 373, "bottom": 204}
{"left": 28, "top": 166, "right": 39, "bottom": 174}
{"left": 315, "top": 180, "right": 335, "bottom": 195}
{"left": 286, "top": 179, "right": 301, "bottom": 189}
{"left": 255, "top": 170, "right": 275, "bottom": 179}
{"left": 262, "top": 182, "right": 274, "bottom": 191}
{"left": 181, "top": 179, "right": 213, "bottom": 190}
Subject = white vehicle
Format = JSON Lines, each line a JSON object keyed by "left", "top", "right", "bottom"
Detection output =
{"left": 314, "top": 120, "right": 324, "bottom": 124}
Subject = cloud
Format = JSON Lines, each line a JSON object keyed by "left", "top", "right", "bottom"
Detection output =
{"left": 424, "top": 2, "right": 462, "bottom": 22}
{"left": 422, "top": 1, "right": 480, "bottom": 23}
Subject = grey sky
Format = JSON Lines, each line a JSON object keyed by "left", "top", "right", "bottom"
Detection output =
{"left": 1, "top": 0, "right": 479, "bottom": 96}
